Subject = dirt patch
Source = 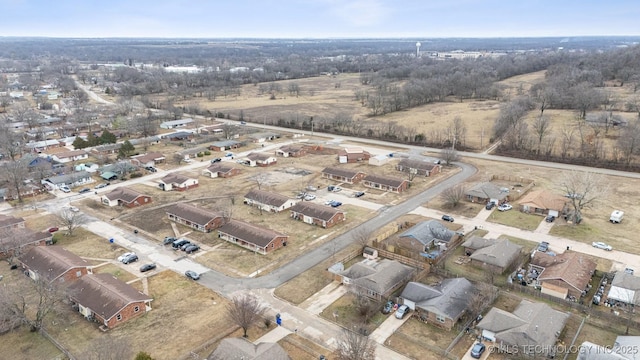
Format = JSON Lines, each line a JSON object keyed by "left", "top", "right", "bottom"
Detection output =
{"left": 278, "top": 334, "right": 334, "bottom": 360}
{"left": 387, "top": 317, "right": 458, "bottom": 360}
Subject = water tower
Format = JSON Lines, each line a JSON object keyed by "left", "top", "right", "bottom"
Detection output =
{"left": 416, "top": 42, "right": 421, "bottom": 57}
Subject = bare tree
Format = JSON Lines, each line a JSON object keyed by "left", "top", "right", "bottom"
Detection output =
{"left": 467, "top": 282, "right": 495, "bottom": 320}
{"left": 560, "top": 171, "right": 608, "bottom": 225}
{"left": 0, "top": 227, "right": 33, "bottom": 265}
{"left": 79, "top": 336, "right": 133, "bottom": 360}
{"left": 440, "top": 147, "right": 459, "bottom": 165}
{"left": 559, "top": 126, "right": 575, "bottom": 160}
{"left": 0, "top": 275, "right": 66, "bottom": 332}
{"left": 58, "top": 209, "right": 87, "bottom": 236}
{"left": 1, "top": 158, "right": 30, "bottom": 203}
{"left": 440, "top": 184, "right": 466, "bottom": 208}
{"left": 336, "top": 329, "right": 376, "bottom": 360}
{"left": 532, "top": 115, "right": 551, "bottom": 155}
{"left": 352, "top": 227, "right": 372, "bottom": 248}
{"left": 226, "top": 294, "right": 266, "bottom": 338}
{"left": 253, "top": 173, "right": 267, "bottom": 191}
{"left": 173, "top": 153, "right": 184, "bottom": 165}
{"left": 449, "top": 116, "right": 467, "bottom": 149}
{"left": 617, "top": 118, "right": 640, "bottom": 166}
{"left": 352, "top": 290, "right": 379, "bottom": 325}
{"left": 0, "top": 124, "right": 24, "bottom": 161}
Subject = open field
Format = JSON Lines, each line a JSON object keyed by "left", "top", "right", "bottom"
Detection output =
{"left": 487, "top": 208, "right": 544, "bottom": 231}
{"left": 92, "top": 263, "right": 138, "bottom": 283}
{"left": 53, "top": 227, "right": 127, "bottom": 260}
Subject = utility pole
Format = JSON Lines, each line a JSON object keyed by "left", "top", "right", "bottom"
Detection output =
{"left": 480, "top": 127, "right": 484, "bottom": 149}
{"left": 310, "top": 116, "right": 314, "bottom": 137}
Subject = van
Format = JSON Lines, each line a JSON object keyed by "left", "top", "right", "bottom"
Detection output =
{"left": 610, "top": 210, "right": 624, "bottom": 224}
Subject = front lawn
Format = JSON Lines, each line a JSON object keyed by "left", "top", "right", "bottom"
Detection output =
{"left": 319, "top": 292, "right": 387, "bottom": 334}
{"left": 487, "top": 209, "right": 542, "bottom": 231}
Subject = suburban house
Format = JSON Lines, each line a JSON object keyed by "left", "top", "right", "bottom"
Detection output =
{"left": 290, "top": 202, "right": 345, "bottom": 228}
{"left": 100, "top": 161, "right": 137, "bottom": 176}
{"left": 130, "top": 152, "right": 166, "bottom": 167}
{"left": 607, "top": 271, "right": 640, "bottom": 305}
{"left": 338, "top": 259, "right": 415, "bottom": 300}
{"left": 362, "top": 174, "right": 410, "bottom": 193}
{"left": 248, "top": 132, "right": 279, "bottom": 143}
{"left": 337, "top": 147, "right": 371, "bottom": 163}
{"left": 19, "top": 246, "right": 91, "bottom": 283}
{"left": 243, "top": 189, "right": 298, "bottom": 213}
{"left": 518, "top": 189, "right": 568, "bottom": 218}
{"left": 275, "top": 144, "right": 307, "bottom": 158}
{"left": 529, "top": 251, "right": 596, "bottom": 300}
{"left": 0, "top": 214, "right": 26, "bottom": 231}
{"left": 164, "top": 131, "right": 195, "bottom": 141}
{"left": 469, "top": 238, "right": 522, "bottom": 274}
{"left": 50, "top": 150, "right": 88, "bottom": 163}
{"left": 465, "top": 182, "right": 511, "bottom": 204}
{"left": 100, "top": 171, "right": 118, "bottom": 181}
{"left": 396, "top": 159, "right": 442, "bottom": 177}
{"left": 42, "top": 171, "right": 92, "bottom": 189}
{"left": 166, "top": 203, "right": 225, "bottom": 233}
{"left": 159, "top": 173, "right": 199, "bottom": 191}
{"left": 160, "top": 118, "right": 194, "bottom": 129}
{"left": 477, "top": 300, "right": 569, "bottom": 358}
{"left": 217, "top": 219, "right": 289, "bottom": 255}
{"left": 368, "top": 154, "right": 393, "bottom": 166}
{"left": 25, "top": 139, "right": 61, "bottom": 153}
{"left": 399, "top": 278, "right": 476, "bottom": 330}
{"left": 394, "top": 220, "right": 456, "bottom": 252}
{"left": 101, "top": 187, "right": 152, "bottom": 208}
{"left": 245, "top": 152, "right": 277, "bottom": 167}
{"left": 0, "top": 228, "right": 53, "bottom": 258}
{"left": 67, "top": 273, "right": 153, "bottom": 329}
{"left": 0, "top": 183, "right": 46, "bottom": 201}
{"left": 209, "top": 140, "right": 242, "bottom": 151}
{"left": 202, "top": 164, "right": 241, "bottom": 178}
{"left": 91, "top": 143, "right": 121, "bottom": 155}
{"left": 578, "top": 337, "right": 640, "bottom": 360}
{"left": 209, "top": 338, "right": 291, "bottom": 360}
{"left": 321, "top": 167, "right": 366, "bottom": 184}
{"left": 461, "top": 236, "right": 497, "bottom": 255}
{"left": 75, "top": 162, "right": 99, "bottom": 173}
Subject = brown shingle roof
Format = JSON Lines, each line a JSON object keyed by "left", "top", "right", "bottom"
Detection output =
{"left": 104, "top": 187, "right": 148, "bottom": 203}
{"left": 54, "top": 149, "right": 87, "bottom": 159}
{"left": 321, "top": 167, "right": 365, "bottom": 179}
{"left": 244, "top": 189, "right": 291, "bottom": 207}
{"left": 246, "top": 152, "right": 273, "bottom": 161}
{"left": 161, "top": 173, "right": 193, "bottom": 184}
{"left": 205, "top": 164, "right": 236, "bottom": 174}
{"left": 131, "top": 152, "right": 165, "bottom": 163}
{"left": 166, "top": 203, "right": 222, "bottom": 226}
{"left": 363, "top": 174, "right": 407, "bottom": 187}
{"left": 533, "top": 252, "right": 596, "bottom": 292}
{"left": 19, "top": 246, "right": 89, "bottom": 282}
{"left": 209, "top": 338, "right": 291, "bottom": 360}
{"left": 0, "top": 214, "right": 25, "bottom": 229}
{"left": 518, "top": 189, "right": 567, "bottom": 211}
{"left": 67, "top": 273, "right": 152, "bottom": 321}
{"left": 217, "top": 220, "right": 287, "bottom": 248}
{"left": 290, "top": 202, "right": 343, "bottom": 221}
{"left": 0, "top": 228, "right": 51, "bottom": 249}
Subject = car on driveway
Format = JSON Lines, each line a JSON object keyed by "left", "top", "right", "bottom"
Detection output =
{"left": 537, "top": 241, "right": 549, "bottom": 252}
{"left": 95, "top": 183, "right": 109, "bottom": 189}
{"left": 328, "top": 185, "right": 342, "bottom": 192}
{"left": 545, "top": 215, "right": 556, "bottom": 223}
{"left": 395, "top": 304, "right": 410, "bottom": 319}
{"left": 48, "top": 227, "right": 59, "bottom": 233}
{"left": 382, "top": 300, "right": 394, "bottom": 314}
{"left": 441, "top": 215, "right": 454, "bottom": 222}
{"left": 122, "top": 254, "right": 139, "bottom": 264}
{"left": 59, "top": 185, "right": 71, "bottom": 193}
{"left": 485, "top": 202, "right": 496, "bottom": 210}
{"left": 145, "top": 166, "right": 157, "bottom": 172}
{"left": 185, "top": 270, "right": 200, "bottom": 280}
{"left": 592, "top": 242, "right": 613, "bottom": 251}
{"left": 180, "top": 242, "right": 193, "bottom": 251}
{"left": 172, "top": 238, "right": 190, "bottom": 249}
{"left": 470, "top": 342, "right": 486, "bottom": 359}
{"left": 78, "top": 188, "right": 91, "bottom": 194}
{"left": 498, "top": 204, "right": 513, "bottom": 211}
{"left": 330, "top": 201, "right": 342, "bottom": 208}
{"left": 163, "top": 236, "right": 177, "bottom": 245}
{"left": 354, "top": 191, "right": 365, "bottom": 198}
{"left": 185, "top": 244, "right": 200, "bottom": 254}
{"left": 117, "top": 252, "right": 135, "bottom": 262}
{"left": 324, "top": 199, "right": 335, "bottom": 205}
{"left": 139, "top": 263, "right": 156, "bottom": 272}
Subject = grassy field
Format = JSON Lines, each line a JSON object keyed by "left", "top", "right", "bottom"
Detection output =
{"left": 486, "top": 208, "right": 544, "bottom": 231}
{"left": 0, "top": 329, "right": 63, "bottom": 360}
{"left": 53, "top": 227, "right": 127, "bottom": 260}
{"left": 319, "top": 292, "right": 387, "bottom": 334}
{"left": 92, "top": 263, "right": 138, "bottom": 283}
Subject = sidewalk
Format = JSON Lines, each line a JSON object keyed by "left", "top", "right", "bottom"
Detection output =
{"left": 299, "top": 281, "right": 347, "bottom": 315}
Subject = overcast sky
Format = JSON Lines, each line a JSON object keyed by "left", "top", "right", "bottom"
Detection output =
{"left": 0, "top": 0, "right": 638, "bottom": 38}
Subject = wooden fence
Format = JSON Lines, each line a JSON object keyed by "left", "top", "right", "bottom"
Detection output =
{"left": 41, "top": 328, "right": 76, "bottom": 360}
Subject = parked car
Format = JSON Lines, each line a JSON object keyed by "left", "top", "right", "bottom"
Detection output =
{"left": 240, "top": 121, "right": 247, "bottom": 125}
{"left": 183, "top": 158, "right": 193, "bottom": 163}
{"left": 592, "top": 242, "right": 613, "bottom": 251}
{"left": 498, "top": 204, "right": 513, "bottom": 211}
{"left": 330, "top": 201, "right": 342, "bottom": 207}
{"left": 485, "top": 202, "right": 496, "bottom": 210}
{"left": 225, "top": 152, "right": 234, "bottom": 157}
{"left": 163, "top": 236, "right": 177, "bottom": 245}
{"left": 68, "top": 206, "right": 80, "bottom": 212}
{"left": 185, "top": 270, "right": 200, "bottom": 280}
{"left": 545, "top": 215, "right": 556, "bottom": 223}
{"left": 172, "top": 238, "right": 190, "bottom": 249}
{"left": 78, "top": 188, "right": 91, "bottom": 194}
{"left": 95, "top": 183, "right": 109, "bottom": 189}
{"left": 117, "top": 252, "right": 136, "bottom": 262}
{"left": 395, "top": 305, "right": 410, "bottom": 319}
{"left": 185, "top": 244, "right": 200, "bottom": 254}
{"left": 354, "top": 191, "right": 365, "bottom": 198}
{"left": 382, "top": 300, "right": 394, "bottom": 314}
{"left": 304, "top": 194, "right": 316, "bottom": 201}
{"left": 48, "top": 227, "right": 59, "bottom": 233}
{"left": 180, "top": 242, "right": 193, "bottom": 251}
{"left": 210, "top": 158, "right": 222, "bottom": 164}
{"left": 122, "top": 254, "right": 139, "bottom": 264}
{"left": 470, "top": 343, "right": 486, "bottom": 359}
{"left": 139, "top": 263, "right": 156, "bottom": 272}
{"left": 59, "top": 185, "right": 71, "bottom": 193}
{"left": 296, "top": 192, "right": 307, "bottom": 199}
{"left": 537, "top": 241, "right": 549, "bottom": 252}
{"left": 441, "top": 215, "right": 454, "bottom": 222}
{"left": 305, "top": 185, "right": 317, "bottom": 192}
{"left": 331, "top": 186, "right": 342, "bottom": 192}
{"left": 145, "top": 166, "right": 157, "bottom": 172}
{"left": 324, "top": 199, "right": 335, "bottom": 205}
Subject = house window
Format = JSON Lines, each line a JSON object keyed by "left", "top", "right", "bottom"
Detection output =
{"left": 76, "top": 271, "right": 82, "bottom": 277}
{"left": 134, "top": 306, "right": 140, "bottom": 313}
{"left": 436, "top": 314, "right": 446, "bottom": 323}
{"left": 116, "top": 314, "right": 122, "bottom": 321}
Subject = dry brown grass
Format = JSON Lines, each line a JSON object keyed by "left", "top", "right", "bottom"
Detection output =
{"left": 53, "top": 227, "right": 127, "bottom": 260}
{"left": 386, "top": 317, "right": 458, "bottom": 360}
{"left": 92, "top": 263, "right": 138, "bottom": 283}
{"left": 0, "top": 328, "right": 63, "bottom": 360}
{"left": 278, "top": 334, "right": 334, "bottom": 360}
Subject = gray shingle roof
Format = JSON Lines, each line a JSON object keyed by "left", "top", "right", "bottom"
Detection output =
{"left": 321, "top": 167, "right": 365, "bottom": 179}
{"left": 401, "top": 278, "right": 476, "bottom": 319}
{"left": 470, "top": 238, "right": 522, "bottom": 268}
{"left": 166, "top": 203, "right": 222, "bottom": 227}
{"left": 399, "top": 220, "right": 455, "bottom": 246}
{"left": 209, "top": 337, "right": 290, "bottom": 360}
{"left": 45, "top": 171, "right": 91, "bottom": 185}
{"left": 19, "top": 246, "right": 89, "bottom": 282}
{"left": 290, "top": 202, "right": 343, "bottom": 222}
{"left": 104, "top": 187, "right": 148, "bottom": 203}
{"left": 363, "top": 174, "right": 407, "bottom": 187}
{"left": 461, "top": 235, "right": 497, "bottom": 250}
{"left": 217, "top": 220, "right": 286, "bottom": 248}
{"left": 161, "top": 172, "right": 193, "bottom": 185}
{"left": 397, "top": 158, "right": 438, "bottom": 172}
{"left": 466, "top": 182, "right": 509, "bottom": 200}
{"left": 244, "top": 189, "right": 291, "bottom": 207}
{"left": 341, "top": 259, "right": 415, "bottom": 294}
{"left": 612, "top": 272, "right": 640, "bottom": 291}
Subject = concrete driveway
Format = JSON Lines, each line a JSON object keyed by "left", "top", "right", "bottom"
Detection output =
{"left": 461, "top": 341, "right": 491, "bottom": 360}
{"left": 369, "top": 312, "right": 411, "bottom": 344}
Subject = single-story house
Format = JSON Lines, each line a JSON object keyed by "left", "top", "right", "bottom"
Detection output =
{"left": 217, "top": 220, "right": 289, "bottom": 255}
{"left": 0, "top": 184, "right": 46, "bottom": 201}
{"left": 130, "top": 152, "right": 166, "bottom": 167}
{"left": 202, "top": 164, "right": 241, "bottom": 178}
{"left": 91, "top": 143, "right": 121, "bottom": 155}
{"left": 578, "top": 337, "right": 640, "bottom": 360}
{"left": 368, "top": 154, "right": 392, "bottom": 166}
{"left": 529, "top": 251, "right": 596, "bottom": 299}
{"left": 75, "top": 163, "right": 99, "bottom": 173}
{"left": 19, "top": 246, "right": 91, "bottom": 283}
{"left": 338, "top": 259, "right": 416, "bottom": 300}
{"left": 208, "top": 338, "right": 291, "bottom": 360}
{"left": 461, "top": 236, "right": 497, "bottom": 255}
{"left": 399, "top": 278, "right": 476, "bottom": 330}
{"left": 100, "top": 171, "right": 118, "bottom": 181}
{"left": 290, "top": 202, "right": 345, "bottom": 228}
{"left": 362, "top": 174, "right": 410, "bottom": 193}
{"left": 469, "top": 238, "right": 522, "bottom": 274}
{"left": 100, "top": 161, "right": 137, "bottom": 176}
{"left": 42, "top": 171, "right": 92, "bottom": 189}
{"left": 0, "top": 214, "right": 26, "bottom": 231}
{"left": 477, "top": 300, "right": 569, "bottom": 358}
{"left": 0, "top": 228, "right": 53, "bottom": 258}
{"left": 321, "top": 167, "right": 366, "bottom": 184}
{"left": 275, "top": 144, "right": 306, "bottom": 158}
{"left": 465, "top": 182, "right": 510, "bottom": 204}
{"left": 243, "top": 189, "right": 298, "bottom": 213}
{"left": 159, "top": 173, "right": 199, "bottom": 191}
{"left": 337, "top": 147, "right": 371, "bottom": 163}
{"left": 395, "top": 220, "right": 456, "bottom": 252}
{"left": 67, "top": 273, "right": 153, "bottom": 329}
{"left": 101, "top": 187, "right": 152, "bottom": 208}
{"left": 160, "top": 118, "right": 194, "bottom": 129}
{"left": 245, "top": 153, "right": 277, "bottom": 167}
{"left": 396, "top": 159, "right": 442, "bottom": 177}
{"left": 209, "top": 140, "right": 242, "bottom": 151}
{"left": 248, "top": 132, "right": 279, "bottom": 143}
{"left": 166, "top": 203, "right": 225, "bottom": 233}
{"left": 518, "top": 189, "right": 568, "bottom": 218}
{"left": 607, "top": 271, "right": 640, "bottom": 305}
{"left": 164, "top": 131, "right": 195, "bottom": 141}
{"left": 50, "top": 150, "right": 88, "bottom": 163}
{"left": 25, "top": 139, "right": 61, "bottom": 153}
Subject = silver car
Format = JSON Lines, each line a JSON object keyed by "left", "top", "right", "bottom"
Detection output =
{"left": 592, "top": 242, "right": 612, "bottom": 251}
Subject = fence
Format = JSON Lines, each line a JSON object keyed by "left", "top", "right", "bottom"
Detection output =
{"left": 489, "top": 174, "right": 536, "bottom": 201}
{"left": 41, "top": 328, "right": 76, "bottom": 360}
{"left": 375, "top": 248, "right": 430, "bottom": 270}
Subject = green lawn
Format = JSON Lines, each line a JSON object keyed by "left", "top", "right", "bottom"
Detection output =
{"left": 487, "top": 209, "right": 543, "bottom": 231}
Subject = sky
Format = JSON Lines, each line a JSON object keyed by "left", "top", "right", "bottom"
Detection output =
{"left": 0, "top": 0, "right": 638, "bottom": 38}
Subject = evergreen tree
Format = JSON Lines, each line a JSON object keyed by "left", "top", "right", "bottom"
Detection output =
{"left": 117, "top": 140, "right": 135, "bottom": 159}
{"left": 134, "top": 352, "right": 154, "bottom": 360}
{"left": 86, "top": 132, "right": 99, "bottom": 147}
{"left": 72, "top": 137, "right": 88, "bottom": 149}
{"left": 99, "top": 129, "right": 117, "bottom": 144}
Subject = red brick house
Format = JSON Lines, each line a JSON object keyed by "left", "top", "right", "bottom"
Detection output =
{"left": 321, "top": 167, "right": 366, "bottom": 184}
{"left": 246, "top": 152, "right": 277, "bottom": 167}
{"left": 1, "top": 215, "right": 53, "bottom": 259}
{"left": 101, "top": 187, "right": 152, "bottom": 208}
{"left": 202, "top": 164, "right": 242, "bottom": 178}
{"left": 396, "top": 159, "right": 442, "bottom": 177}
{"left": 275, "top": 144, "right": 307, "bottom": 158}
{"left": 19, "top": 246, "right": 92, "bottom": 283}
{"left": 67, "top": 273, "right": 153, "bottom": 329}
{"left": 337, "top": 147, "right": 370, "bottom": 163}
{"left": 159, "top": 173, "right": 199, "bottom": 191}
{"left": 243, "top": 189, "right": 298, "bottom": 213}
{"left": 166, "top": 203, "right": 225, "bottom": 233}
{"left": 130, "top": 152, "right": 166, "bottom": 167}
{"left": 217, "top": 219, "right": 289, "bottom": 255}
{"left": 529, "top": 251, "right": 596, "bottom": 299}
{"left": 290, "top": 202, "right": 345, "bottom": 228}
{"left": 362, "top": 174, "right": 410, "bottom": 193}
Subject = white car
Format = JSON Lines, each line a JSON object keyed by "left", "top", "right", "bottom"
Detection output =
{"left": 498, "top": 204, "right": 513, "bottom": 211}
{"left": 183, "top": 158, "right": 193, "bottom": 163}
{"left": 304, "top": 194, "right": 316, "bottom": 201}
{"left": 59, "top": 185, "right": 71, "bottom": 193}
{"left": 117, "top": 252, "right": 135, "bottom": 262}
{"left": 68, "top": 206, "right": 80, "bottom": 212}
{"left": 324, "top": 199, "right": 335, "bottom": 205}
{"left": 592, "top": 242, "right": 612, "bottom": 251}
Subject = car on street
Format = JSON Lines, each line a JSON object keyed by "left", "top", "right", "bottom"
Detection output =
{"left": 240, "top": 121, "right": 247, "bottom": 125}
{"left": 324, "top": 199, "right": 335, "bottom": 205}
{"left": 354, "top": 191, "right": 365, "bottom": 198}
{"left": 145, "top": 166, "right": 157, "bottom": 172}
{"left": 592, "top": 242, "right": 613, "bottom": 251}
{"left": 78, "top": 188, "right": 92, "bottom": 194}
{"left": 395, "top": 304, "right": 410, "bottom": 319}
{"left": 139, "top": 263, "right": 156, "bottom": 272}
{"left": 95, "top": 183, "right": 109, "bottom": 189}
{"left": 545, "top": 215, "right": 556, "bottom": 223}
{"left": 68, "top": 206, "right": 80, "bottom": 212}
{"left": 225, "top": 152, "right": 234, "bottom": 157}
{"left": 537, "top": 241, "right": 549, "bottom": 252}
{"left": 122, "top": 254, "right": 139, "bottom": 264}
{"left": 304, "top": 194, "right": 316, "bottom": 201}
{"left": 185, "top": 244, "right": 200, "bottom": 254}
{"left": 185, "top": 270, "right": 200, "bottom": 280}
{"left": 48, "top": 227, "right": 59, "bottom": 233}
{"left": 470, "top": 343, "right": 486, "bottom": 359}
{"left": 59, "top": 185, "right": 71, "bottom": 193}
{"left": 498, "top": 204, "right": 513, "bottom": 211}
{"left": 485, "top": 202, "right": 496, "bottom": 210}
{"left": 330, "top": 201, "right": 342, "bottom": 207}
{"left": 382, "top": 300, "right": 394, "bottom": 314}
{"left": 328, "top": 185, "right": 342, "bottom": 192}
{"left": 210, "top": 158, "right": 222, "bottom": 163}
{"left": 117, "top": 252, "right": 136, "bottom": 262}
{"left": 163, "top": 236, "right": 177, "bottom": 245}
{"left": 441, "top": 215, "right": 454, "bottom": 222}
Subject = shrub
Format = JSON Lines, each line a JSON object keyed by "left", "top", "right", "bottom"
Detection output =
{"left": 130, "top": 172, "right": 143, "bottom": 178}
{"left": 204, "top": 150, "right": 211, "bottom": 156}
{"left": 197, "top": 152, "right": 204, "bottom": 158}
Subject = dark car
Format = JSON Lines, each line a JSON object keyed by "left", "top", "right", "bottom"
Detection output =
{"left": 470, "top": 343, "right": 486, "bottom": 359}
{"left": 145, "top": 166, "right": 157, "bottom": 173}
{"left": 172, "top": 238, "right": 189, "bottom": 249}
{"left": 95, "top": 183, "right": 110, "bottom": 189}
{"left": 180, "top": 242, "right": 193, "bottom": 251}
{"left": 382, "top": 300, "right": 394, "bottom": 314}
{"left": 545, "top": 215, "right": 556, "bottom": 223}
{"left": 354, "top": 191, "right": 365, "bottom": 198}
{"left": 48, "top": 227, "right": 59, "bottom": 233}
{"left": 441, "top": 215, "right": 454, "bottom": 222}
{"left": 537, "top": 241, "right": 550, "bottom": 252}
{"left": 122, "top": 254, "right": 139, "bottom": 264}
{"left": 163, "top": 236, "right": 177, "bottom": 245}
{"left": 330, "top": 201, "right": 342, "bottom": 207}
{"left": 185, "top": 270, "right": 200, "bottom": 280}
{"left": 210, "top": 158, "right": 222, "bottom": 164}
{"left": 185, "top": 244, "right": 200, "bottom": 254}
{"left": 78, "top": 188, "right": 92, "bottom": 194}
{"left": 139, "top": 263, "right": 156, "bottom": 272}
{"left": 485, "top": 202, "right": 496, "bottom": 210}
